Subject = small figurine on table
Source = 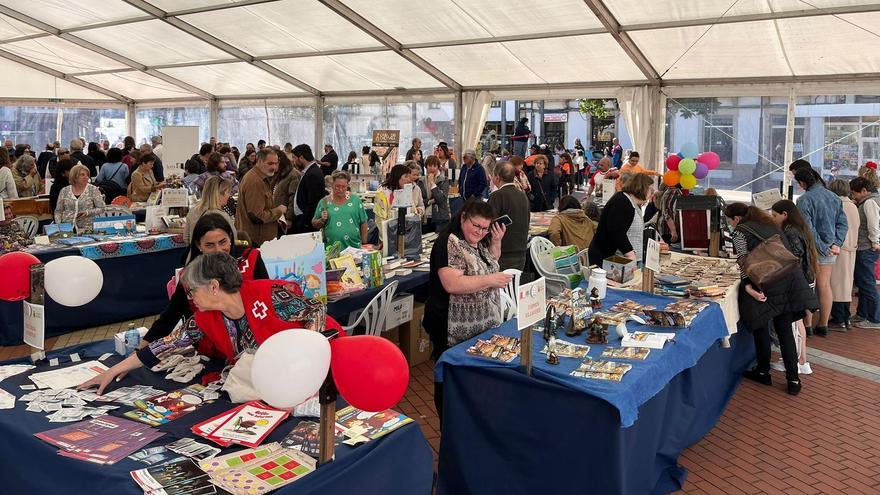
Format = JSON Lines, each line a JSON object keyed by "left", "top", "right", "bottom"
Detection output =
{"left": 589, "top": 287, "right": 603, "bottom": 311}
{"left": 543, "top": 306, "right": 560, "bottom": 365}
{"left": 586, "top": 317, "right": 608, "bottom": 344}
{"left": 546, "top": 335, "right": 560, "bottom": 365}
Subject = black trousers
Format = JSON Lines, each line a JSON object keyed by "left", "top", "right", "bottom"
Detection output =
{"left": 754, "top": 311, "right": 799, "bottom": 382}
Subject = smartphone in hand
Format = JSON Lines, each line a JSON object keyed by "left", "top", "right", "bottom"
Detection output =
{"left": 492, "top": 215, "right": 513, "bottom": 227}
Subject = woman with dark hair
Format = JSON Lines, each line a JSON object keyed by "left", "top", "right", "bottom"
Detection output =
{"left": 87, "top": 142, "right": 106, "bottom": 168}
{"left": 369, "top": 150, "right": 382, "bottom": 175}
{"left": 82, "top": 251, "right": 341, "bottom": 395}
{"left": 424, "top": 198, "right": 511, "bottom": 419}
{"left": 373, "top": 164, "right": 413, "bottom": 225}
{"left": 558, "top": 152, "right": 574, "bottom": 197}
{"left": 725, "top": 203, "right": 818, "bottom": 395}
{"left": 127, "top": 152, "right": 164, "bottom": 202}
{"left": 512, "top": 117, "right": 531, "bottom": 157}
{"left": 549, "top": 195, "right": 595, "bottom": 251}
{"left": 794, "top": 165, "right": 848, "bottom": 337}
{"left": 588, "top": 174, "right": 654, "bottom": 266}
{"left": 770, "top": 200, "right": 820, "bottom": 375}
{"left": 342, "top": 151, "right": 358, "bottom": 173}
{"left": 140, "top": 213, "right": 268, "bottom": 350}
{"left": 238, "top": 148, "right": 257, "bottom": 179}
{"left": 436, "top": 141, "right": 456, "bottom": 180}
{"left": 49, "top": 158, "right": 74, "bottom": 211}
{"left": 360, "top": 146, "right": 371, "bottom": 174}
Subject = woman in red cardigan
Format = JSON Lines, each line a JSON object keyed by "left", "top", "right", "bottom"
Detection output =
{"left": 79, "top": 252, "right": 342, "bottom": 395}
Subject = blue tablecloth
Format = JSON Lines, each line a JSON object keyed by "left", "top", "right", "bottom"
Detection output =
{"left": 0, "top": 245, "right": 187, "bottom": 345}
{"left": 435, "top": 289, "right": 755, "bottom": 495}
{"left": 0, "top": 340, "right": 434, "bottom": 495}
{"left": 327, "top": 271, "right": 429, "bottom": 323}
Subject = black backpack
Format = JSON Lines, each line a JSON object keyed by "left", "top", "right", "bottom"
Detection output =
{"left": 97, "top": 165, "right": 125, "bottom": 203}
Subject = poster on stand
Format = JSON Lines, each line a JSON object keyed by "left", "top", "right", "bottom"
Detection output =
{"left": 261, "top": 233, "right": 327, "bottom": 302}
{"left": 372, "top": 130, "right": 400, "bottom": 176}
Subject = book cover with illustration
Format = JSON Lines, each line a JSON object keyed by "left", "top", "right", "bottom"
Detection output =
{"left": 261, "top": 232, "right": 327, "bottom": 302}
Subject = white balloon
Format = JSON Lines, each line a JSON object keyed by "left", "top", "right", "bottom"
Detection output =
{"left": 251, "top": 329, "right": 331, "bottom": 409}
{"left": 44, "top": 256, "right": 103, "bottom": 307}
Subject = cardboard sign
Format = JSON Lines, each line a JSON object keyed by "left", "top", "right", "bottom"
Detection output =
{"left": 23, "top": 301, "right": 45, "bottom": 350}
{"left": 161, "top": 188, "right": 188, "bottom": 208}
{"left": 371, "top": 129, "right": 400, "bottom": 175}
{"left": 145, "top": 206, "right": 169, "bottom": 231}
{"left": 601, "top": 179, "right": 616, "bottom": 204}
{"left": 645, "top": 238, "right": 661, "bottom": 273}
{"left": 516, "top": 277, "right": 546, "bottom": 331}
{"left": 752, "top": 188, "right": 782, "bottom": 210}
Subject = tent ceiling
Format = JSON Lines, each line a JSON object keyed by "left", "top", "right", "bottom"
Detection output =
{"left": 0, "top": 0, "right": 875, "bottom": 102}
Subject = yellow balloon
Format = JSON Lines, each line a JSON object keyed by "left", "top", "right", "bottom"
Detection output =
{"left": 680, "top": 173, "right": 697, "bottom": 190}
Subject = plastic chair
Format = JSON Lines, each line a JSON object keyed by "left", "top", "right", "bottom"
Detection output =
{"left": 529, "top": 236, "right": 570, "bottom": 295}
{"left": 343, "top": 280, "right": 399, "bottom": 336}
{"left": 501, "top": 268, "right": 522, "bottom": 313}
{"left": 498, "top": 290, "right": 516, "bottom": 322}
{"left": 13, "top": 215, "right": 39, "bottom": 239}
{"left": 577, "top": 248, "right": 590, "bottom": 269}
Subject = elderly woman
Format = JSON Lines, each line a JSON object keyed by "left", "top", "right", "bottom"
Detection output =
{"left": 725, "top": 203, "right": 818, "bottom": 396}
{"left": 54, "top": 164, "right": 105, "bottom": 228}
{"left": 588, "top": 174, "right": 654, "bottom": 266}
{"left": 185, "top": 176, "right": 235, "bottom": 245}
{"left": 826, "top": 180, "right": 860, "bottom": 330}
{"left": 12, "top": 154, "right": 40, "bottom": 198}
{"left": 80, "top": 251, "right": 342, "bottom": 395}
{"left": 141, "top": 213, "right": 268, "bottom": 351}
{"left": 311, "top": 171, "right": 368, "bottom": 249}
{"left": 128, "top": 153, "right": 164, "bottom": 203}
{"left": 424, "top": 199, "right": 511, "bottom": 418}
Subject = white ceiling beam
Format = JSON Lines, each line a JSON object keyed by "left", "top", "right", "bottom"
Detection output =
{"left": 317, "top": 0, "right": 462, "bottom": 91}
{"left": 165, "top": 0, "right": 283, "bottom": 17}
{"left": 663, "top": 72, "right": 880, "bottom": 87}
{"left": 463, "top": 80, "right": 648, "bottom": 92}
{"left": 121, "top": 0, "right": 321, "bottom": 96}
{"left": 403, "top": 28, "right": 608, "bottom": 50}
{"left": 0, "top": 46, "right": 129, "bottom": 102}
{"left": 623, "top": 3, "right": 880, "bottom": 32}
{"left": 0, "top": 4, "right": 214, "bottom": 99}
{"left": 582, "top": 0, "right": 659, "bottom": 84}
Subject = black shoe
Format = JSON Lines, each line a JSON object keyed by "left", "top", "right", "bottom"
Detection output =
{"left": 806, "top": 326, "right": 814, "bottom": 336}
{"left": 744, "top": 368, "right": 772, "bottom": 385}
{"left": 787, "top": 380, "right": 802, "bottom": 396}
{"left": 814, "top": 326, "right": 828, "bottom": 337}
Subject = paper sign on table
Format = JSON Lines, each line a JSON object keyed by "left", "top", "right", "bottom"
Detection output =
{"left": 601, "top": 179, "right": 616, "bottom": 205}
{"left": 645, "top": 238, "right": 661, "bottom": 274}
{"left": 752, "top": 188, "right": 782, "bottom": 211}
{"left": 23, "top": 301, "right": 45, "bottom": 350}
{"left": 516, "top": 277, "right": 546, "bottom": 330}
{"left": 160, "top": 187, "right": 188, "bottom": 207}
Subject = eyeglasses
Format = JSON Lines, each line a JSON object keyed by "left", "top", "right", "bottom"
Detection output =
{"left": 467, "top": 218, "right": 490, "bottom": 234}
{"left": 184, "top": 286, "right": 196, "bottom": 299}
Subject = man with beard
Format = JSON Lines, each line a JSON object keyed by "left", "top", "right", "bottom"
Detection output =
{"left": 235, "top": 148, "right": 286, "bottom": 246}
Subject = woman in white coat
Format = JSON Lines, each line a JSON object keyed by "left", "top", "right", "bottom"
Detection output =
{"left": 828, "top": 179, "right": 860, "bottom": 330}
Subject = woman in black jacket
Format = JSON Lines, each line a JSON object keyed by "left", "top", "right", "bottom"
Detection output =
{"left": 588, "top": 174, "right": 654, "bottom": 266}
{"left": 724, "top": 203, "right": 819, "bottom": 395}
{"left": 140, "top": 213, "right": 268, "bottom": 349}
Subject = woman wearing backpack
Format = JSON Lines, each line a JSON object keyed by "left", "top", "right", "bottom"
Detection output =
{"left": 95, "top": 147, "right": 129, "bottom": 202}
{"left": 724, "top": 203, "right": 818, "bottom": 395}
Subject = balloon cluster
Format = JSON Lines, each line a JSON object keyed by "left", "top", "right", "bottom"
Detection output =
{"left": 252, "top": 332, "right": 409, "bottom": 413}
{"left": 663, "top": 142, "right": 720, "bottom": 191}
{"left": 0, "top": 253, "right": 103, "bottom": 306}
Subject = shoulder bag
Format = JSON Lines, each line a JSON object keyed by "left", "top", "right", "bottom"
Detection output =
{"left": 735, "top": 223, "right": 799, "bottom": 289}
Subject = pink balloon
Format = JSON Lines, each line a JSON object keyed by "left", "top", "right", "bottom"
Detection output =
{"left": 665, "top": 154, "right": 681, "bottom": 171}
{"left": 694, "top": 162, "right": 709, "bottom": 179}
{"left": 697, "top": 151, "right": 720, "bottom": 170}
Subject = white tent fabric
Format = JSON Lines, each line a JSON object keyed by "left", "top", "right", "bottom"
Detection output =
{"left": 460, "top": 90, "right": 492, "bottom": 152}
{"left": 0, "top": 0, "right": 875, "bottom": 102}
{"left": 615, "top": 85, "right": 666, "bottom": 171}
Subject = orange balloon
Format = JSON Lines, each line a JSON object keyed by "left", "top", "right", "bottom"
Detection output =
{"left": 663, "top": 170, "right": 681, "bottom": 187}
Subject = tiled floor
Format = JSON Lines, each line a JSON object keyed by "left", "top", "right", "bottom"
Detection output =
{"left": 4, "top": 315, "right": 879, "bottom": 493}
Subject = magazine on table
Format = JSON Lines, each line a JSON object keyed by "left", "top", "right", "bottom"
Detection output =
{"left": 540, "top": 342, "right": 591, "bottom": 358}
{"left": 621, "top": 331, "right": 675, "bottom": 350}
{"left": 336, "top": 406, "right": 413, "bottom": 444}
{"left": 130, "top": 458, "right": 215, "bottom": 495}
{"left": 570, "top": 359, "right": 632, "bottom": 381}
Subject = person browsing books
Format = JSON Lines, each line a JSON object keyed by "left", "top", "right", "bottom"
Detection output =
{"left": 80, "top": 252, "right": 343, "bottom": 395}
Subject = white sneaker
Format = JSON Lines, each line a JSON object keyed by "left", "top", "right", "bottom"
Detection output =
{"left": 798, "top": 362, "right": 813, "bottom": 375}
{"left": 770, "top": 360, "right": 785, "bottom": 372}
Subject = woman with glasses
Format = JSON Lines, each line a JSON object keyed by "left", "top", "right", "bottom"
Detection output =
{"left": 424, "top": 198, "right": 512, "bottom": 421}
{"left": 138, "top": 213, "right": 268, "bottom": 354}
{"left": 80, "top": 251, "right": 343, "bottom": 395}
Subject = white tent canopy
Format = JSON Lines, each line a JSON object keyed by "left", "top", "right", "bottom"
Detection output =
{"left": 0, "top": 0, "right": 877, "bottom": 103}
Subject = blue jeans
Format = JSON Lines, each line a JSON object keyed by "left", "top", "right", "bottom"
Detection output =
{"left": 855, "top": 249, "right": 880, "bottom": 323}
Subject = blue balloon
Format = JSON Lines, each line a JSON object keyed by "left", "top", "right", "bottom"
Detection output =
{"left": 677, "top": 152, "right": 684, "bottom": 158}
{"left": 680, "top": 142, "right": 699, "bottom": 159}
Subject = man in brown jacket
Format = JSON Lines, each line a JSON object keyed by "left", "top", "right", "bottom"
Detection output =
{"left": 235, "top": 148, "right": 286, "bottom": 246}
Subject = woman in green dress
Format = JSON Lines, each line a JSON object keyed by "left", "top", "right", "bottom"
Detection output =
{"left": 312, "top": 170, "right": 368, "bottom": 249}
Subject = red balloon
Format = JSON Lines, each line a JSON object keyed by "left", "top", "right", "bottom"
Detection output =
{"left": 697, "top": 151, "right": 721, "bottom": 170}
{"left": 330, "top": 335, "right": 409, "bottom": 412}
{"left": 665, "top": 154, "right": 681, "bottom": 171}
{"left": 0, "top": 252, "right": 40, "bottom": 301}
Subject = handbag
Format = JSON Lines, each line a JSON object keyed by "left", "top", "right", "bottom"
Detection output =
{"left": 735, "top": 224, "right": 799, "bottom": 289}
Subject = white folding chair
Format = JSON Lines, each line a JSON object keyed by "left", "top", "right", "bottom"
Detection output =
{"left": 14, "top": 215, "right": 39, "bottom": 239}
{"left": 577, "top": 248, "right": 590, "bottom": 269}
{"left": 343, "top": 280, "right": 399, "bottom": 336}
{"left": 529, "top": 236, "right": 570, "bottom": 294}
{"left": 498, "top": 290, "right": 517, "bottom": 322}
{"left": 501, "top": 268, "right": 522, "bottom": 313}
